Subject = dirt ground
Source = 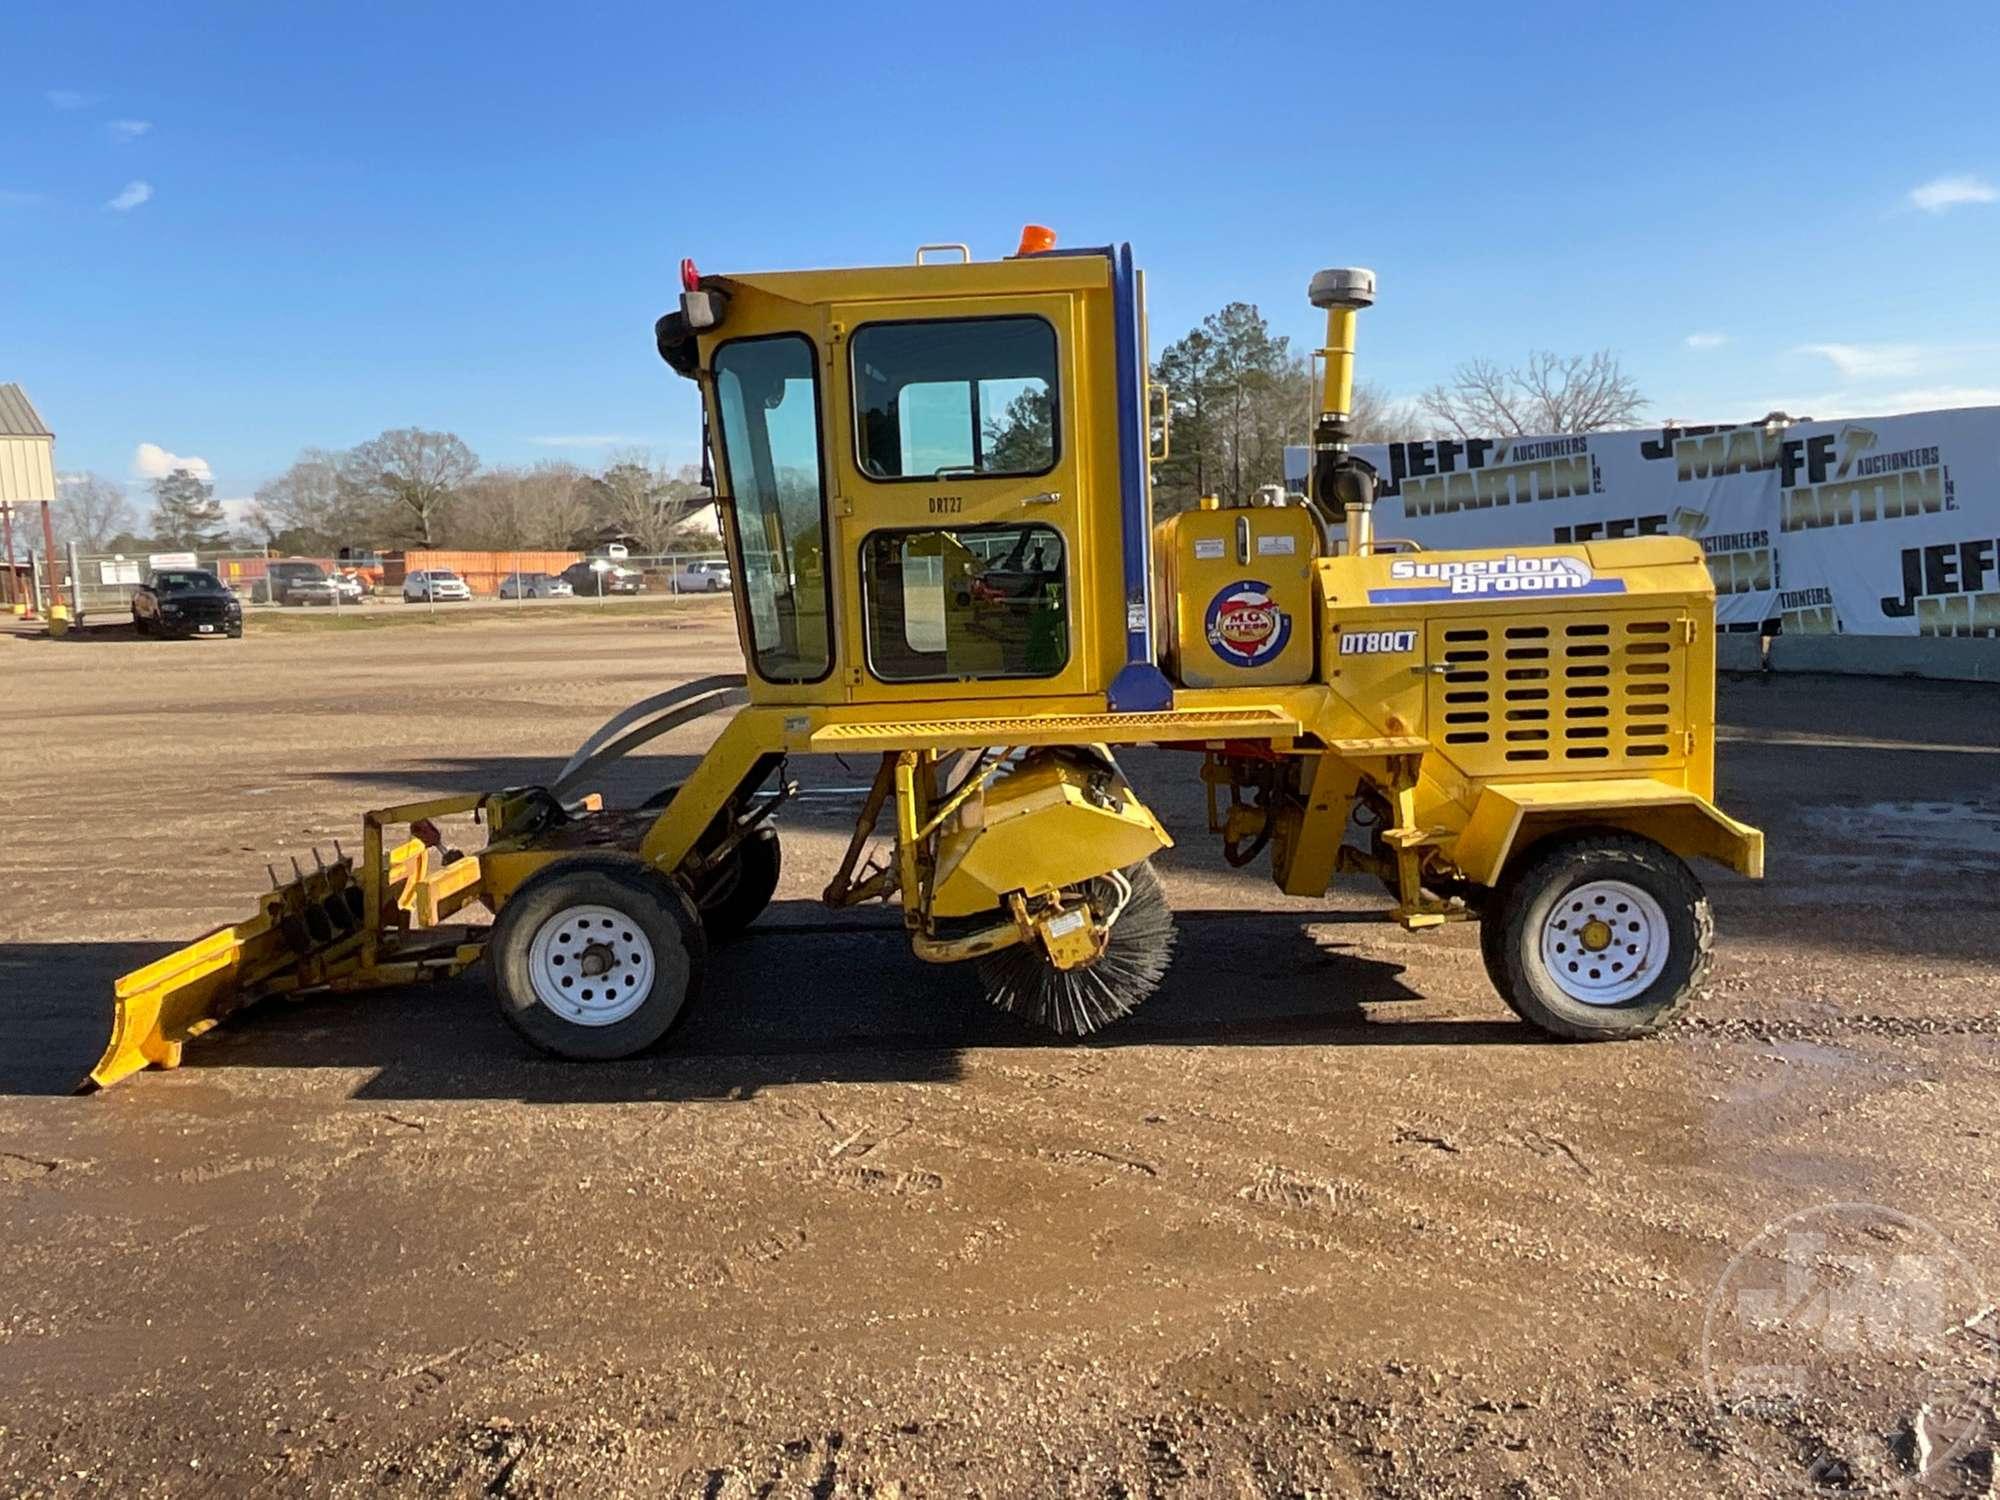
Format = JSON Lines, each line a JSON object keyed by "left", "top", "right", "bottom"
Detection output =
{"left": 3, "top": 604, "right": 1997, "bottom": 1498}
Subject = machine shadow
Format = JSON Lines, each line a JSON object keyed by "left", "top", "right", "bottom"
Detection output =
{"left": 2, "top": 908, "right": 1533, "bottom": 1104}
{"left": 317, "top": 754, "right": 715, "bottom": 806}
{"left": 0, "top": 940, "right": 183, "bottom": 1095}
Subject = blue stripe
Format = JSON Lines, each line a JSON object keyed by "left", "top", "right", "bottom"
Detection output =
{"left": 1106, "top": 243, "right": 1173, "bottom": 713}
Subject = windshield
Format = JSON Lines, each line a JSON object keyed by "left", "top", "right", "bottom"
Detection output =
{"left": 155, "top": 571, "right": 221, "bottom": 592}
{"left": 712, "top": 334, "right": 832, "bottom": 682}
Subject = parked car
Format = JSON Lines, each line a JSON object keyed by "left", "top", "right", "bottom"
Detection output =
{"left": 497, "top": 570, "right": 574, "bottom": 599}
{"left": 559, "top": 559, "right": 645, "bottom": 596}
{"left": 403, "top": 569, "right": 473, "bottom": 603}
{"left": 259, "top": 559, "right": 340, "bottom": 606}
{"left": 673, "top": 559, "right": 733, "bottom": 593}
{"left": 330, "top": 569, "right": 369, "bottom": 603}
{"left": 131, "top": 569, "right": 243, "bottom": 639}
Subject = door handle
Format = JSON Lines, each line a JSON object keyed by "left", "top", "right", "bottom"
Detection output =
{"left": 1021, "top": 491, "right": 1061, "bottom": 506}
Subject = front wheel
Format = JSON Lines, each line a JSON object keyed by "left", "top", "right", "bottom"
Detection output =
{"left": 1480, "top": 832, "right": 1711, "bottom": 1039}
{"left": 489, "top": 855, "right": 707, "bottom": 1060}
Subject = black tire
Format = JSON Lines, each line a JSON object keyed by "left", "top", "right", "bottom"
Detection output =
{"left": 697, "top": 827, "right": 781, "bottom": 941}
{"left": 132, "top": 613, "right": 150, "bottom": 636}
{"left": 1481, "top": 831, "right": 1711, "bottom": 1039}
{"left": 488, "top": 855, "right": 706, "bottom": 1060}
{"left": 637, "top": 785, "right": 781, "bottom": 942}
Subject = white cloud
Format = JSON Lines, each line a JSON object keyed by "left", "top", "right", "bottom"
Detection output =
{"left": 45, "top": 89, "right": 97, "bottom": 110}
{"left": 1684, "top": 332, "right": 1729, "bottom": 351}
{"left": 105, "top": 180, "right": 153, "bottom": 212}
{"left": 528, "top": 433, "right": 650, "bottom": 447}
{"left": 106, "top": 119, "right": 153, "bottom": 143}
{"left": 1795, "top": 342, "right": 1927, "bottom": 380}
{"left": 132, "top": 443, "right": 212, "bottom": 482}
{"left": 1909, "top": 174, "right": 1996, "bottom": 214}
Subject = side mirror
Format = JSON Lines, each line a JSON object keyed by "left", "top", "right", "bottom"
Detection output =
{"left": 655, "top": 312, "right": 699, "bottom": 376}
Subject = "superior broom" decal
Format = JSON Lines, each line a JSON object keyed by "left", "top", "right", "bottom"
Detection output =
{"left": 1367, "top": 554, "right": 1627, "bottom": 604}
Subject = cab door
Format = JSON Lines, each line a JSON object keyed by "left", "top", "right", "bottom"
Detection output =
{"left": 826, "top": 294, "right": 1092, "bottom": 702}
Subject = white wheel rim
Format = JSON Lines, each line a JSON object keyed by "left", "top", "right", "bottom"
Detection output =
{"left": 526, "top": 904, "right": 655, "bottom": 1026}
{"left": 1540, "top": 879, "right": 1671, "bottom": 1006}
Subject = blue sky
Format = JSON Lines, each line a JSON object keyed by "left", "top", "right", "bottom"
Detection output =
{"left": 5, "top": 0, "right": 1998, "bottom": 513}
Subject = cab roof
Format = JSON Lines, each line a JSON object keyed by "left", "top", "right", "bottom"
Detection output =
{"left": 710, "top": 250, "right": 1113, "bottom": 308}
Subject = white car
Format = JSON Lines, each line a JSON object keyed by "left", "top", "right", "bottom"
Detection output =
{"left": 675, "top": 559, "right": 733, "bottom": 593}
{"left": 403, "top": 569, "right": 472, "bottom": 603}
{"left": 498, "top": 571, "right": 574, "bottom": 599}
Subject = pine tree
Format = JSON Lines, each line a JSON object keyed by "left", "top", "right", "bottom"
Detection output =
{"left": 149, "top": 468, "right": 229, "bottom": 550}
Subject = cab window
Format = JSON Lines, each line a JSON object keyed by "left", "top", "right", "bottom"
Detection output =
{"left": 852, "top": 317, "right": 1058, "bottom": 481}
{"left": 713, "top": 334, "right": 833, "bottom": 683}
{"left": 862, "top": 523, "right": 1067, "bottom": 681}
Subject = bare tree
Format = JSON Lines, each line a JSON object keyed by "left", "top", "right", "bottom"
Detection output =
{"left": 1419, "top": 351, "right": 1645, "bottom": 439}
{"left": 460, "top": 463, "right": 591, "bottom": 550}
{"left": 54, "top": 472, "right": 135, "bottom": 550}
{"left": 1348, "top": 380, "right": 1429, "bottom": 444}
{"left": 588, "top": 449, "right": 709, "bottom": 554}
{"left": 341, "top": 428, "right": 479, "bottom": 546}
{"left": 250, "top": 447, "right": 361, "bottom": 552}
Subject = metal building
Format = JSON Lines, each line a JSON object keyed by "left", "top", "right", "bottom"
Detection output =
{"left": 0, "top": 384, "right": 55, "bottom": 504}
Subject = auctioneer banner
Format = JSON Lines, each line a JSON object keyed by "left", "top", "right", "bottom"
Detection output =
{"left": 1284, "top": 404, "right": 2000, "bottom": 636}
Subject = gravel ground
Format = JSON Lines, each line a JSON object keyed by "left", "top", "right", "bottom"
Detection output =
{"left": 2, "top": 604, "right": 1997, "bottom": 1497}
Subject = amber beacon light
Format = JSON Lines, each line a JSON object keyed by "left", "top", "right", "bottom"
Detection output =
{"left": 1015, "top": 224, "right": 1058, "bottom": 256}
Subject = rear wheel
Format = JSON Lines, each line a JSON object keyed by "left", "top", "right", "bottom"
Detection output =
{"left": 1481, "top": 832, "right": 1710, "bottom": 1039}
{"left": 489, "top": 855, "right": 706, "bottom": 1060}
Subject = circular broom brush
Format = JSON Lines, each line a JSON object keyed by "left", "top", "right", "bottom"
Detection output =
{"left": 976, "top": 861, "right": 1176, "bottom": 1035}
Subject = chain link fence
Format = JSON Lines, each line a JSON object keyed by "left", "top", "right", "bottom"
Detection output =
{"left": 45, "top": 547, "right": 734, "bottom": 621}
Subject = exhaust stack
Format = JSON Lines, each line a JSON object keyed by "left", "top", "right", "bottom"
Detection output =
{"left": 1308, "top": 268, "right": 1378, "bottom": 556}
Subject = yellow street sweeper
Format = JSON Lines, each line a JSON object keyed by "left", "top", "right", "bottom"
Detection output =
{"left": 89, "top": 229, "right": 1762, "bottom": 1089}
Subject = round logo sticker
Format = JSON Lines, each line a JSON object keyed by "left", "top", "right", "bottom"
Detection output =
{"left": 1204, "top": 579, "right": 1292, "bottom": 668}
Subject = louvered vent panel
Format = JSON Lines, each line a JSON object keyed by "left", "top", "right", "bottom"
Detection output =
{"left": 1426, "top": 614, "right": 1688, "bottom": 775}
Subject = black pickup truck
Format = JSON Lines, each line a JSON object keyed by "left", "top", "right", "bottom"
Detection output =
{"left": 131, "top": 569, "right": 244, "bottom": 638}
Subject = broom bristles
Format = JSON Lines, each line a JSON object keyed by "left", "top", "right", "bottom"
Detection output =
{"left": 977, "top": 861, "right": 1176, "bottom": 1035}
